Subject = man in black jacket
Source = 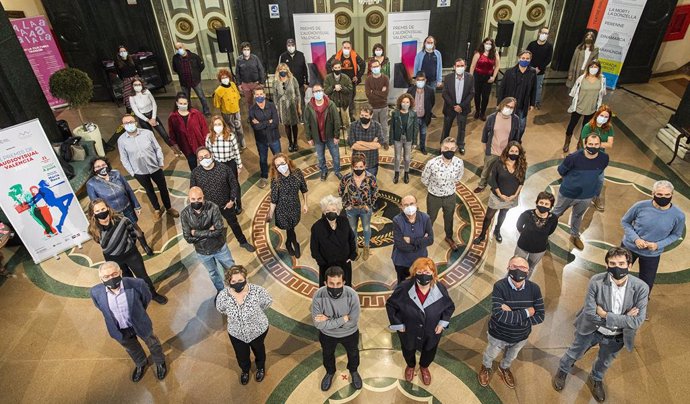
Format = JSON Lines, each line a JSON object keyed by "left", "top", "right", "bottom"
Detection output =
{"left": 172, "top": 42, "right": 210, "bottom": 116}
{"left": 236, "top": 41, "right": 266, "bottom": 106}
{"left": 279, "top": 39, "right": 309, "bottom": 111}
{"left": 441, "top": 58, "right": 475, "bottom": 155}
{"left": 248, "top": 86, "right": 282, "bottom": 188}
{"left": 498, "top": 50, "right": 537, "bottom": 142}
{"left": 310, "top": 195, "right": 357, "bottom": 286}
{"left": 407, "top": 71, "right": 436, "bottom": 155}
{"left": 181, "top": 187, "right": 233, "bottom": 292}
{"left": 326, "top": 41, "right": 366, "bottom": 121}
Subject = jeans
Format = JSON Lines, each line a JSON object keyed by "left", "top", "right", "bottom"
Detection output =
{"left": 427, "top": 193, "right": 456, "bottom": 239}
{"left": 393, "top": 141, "right": 412, "bottom": 172}
{"left": 482, "top": 333, "right": 528, "bottom": 369}
{"left": 120, "top": 204, "right": 138, "bottom": 224}
{"left": 197, "top": 244, "right": 235, "bottom": 291}
{"left": 372, "top": 107, "right": 389, "bottom": 143}
{"left": 552, "top": 193, "right": 593, "bottom": 237}
{"left": 133, "top": 169, "right": 171, "bottom": 211}
{"left": 417, "top": 117, "right": 428, "bottom": 150}
{"left": 478, "top": 154, "right": 500, "bottom": 188}
{"left": 558, "top": 331, "right": 625, "bottom": 382}
{"left": 473, "top": 73, "right": 492, "bottom": 116}
{"left": 346, "top": 207, "right": 372, "bottom": 247}
{"left": 631, "top": 250, "right": 661, "bottom": 293}
{"left": 219, "top": 204, "right": 248, "bottom": 244}
{"left": 366, "top": 166, "right": 378, "bottom": 177}
{"left": 515, "top": 109, "right": 527, "bottom": 142}
{"left": 229, "top": 329, "right": 268, "bottom": 373}
{"left": 314, "top": 139, "right": 341, "bottom": 176}
{"left": 221, "top": 112, "right": 245, "bottom": 148}
{"left": 185, "top": 154, "right": 198, "bottom": 171}
{"left": 535, "top": 74, "right": 545, "bottom": 106}
{"left": 514, "top": 245, "right": 546, "bottom": 279}
{"left": 182, "top": 83, "right": 210, "bottom": 115}
{"left": 441, "top": 113, "right": 468, "bottom": 147}
{"left": 118, "top": 327, "right": 165, "bottom": 367}
{"left": 320, "top": 330, "right": 360, "bottom": 374}
{"left": 137, "top": 113, "right": 172, "bottom": 146}
{"left": 257, "top": 140, "right": 282, "bottom": 179}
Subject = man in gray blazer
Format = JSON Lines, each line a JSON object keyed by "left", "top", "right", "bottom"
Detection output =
{"left": 552, "top": 247, "right": 648, "bottom": 402}
{"left": 441, "top": 58, "right": 475, "bottom": 155}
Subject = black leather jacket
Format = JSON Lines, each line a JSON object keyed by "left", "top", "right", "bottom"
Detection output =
{"left": 181, "top": 201, "right": 226, "bottom": 255}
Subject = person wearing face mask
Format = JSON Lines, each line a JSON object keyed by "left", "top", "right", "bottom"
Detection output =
{"left": 553, "top": 247, "right": 649, "bottom": 402}
{"left": 310, "top": 195, "right": 357, "bottom": 286}
{"left": 441, "top": 58, "right": 475, "bottom": 154}
{"left": 367, "top": 43, "right": 390, "bottom": 77}
{"left": 304, "top": 83, "right": 342, "bottom": 181}
{"left": 475, "top": 97, "right": 520, "bottom": 193}
{"left": 365, "top": 60, "right": 390, "bottom": 147}
{"left": 478, "top": 256, "right": 544, "bottom": 389}
{"left": 473, "top": 141, "right": 526, "bottom": 245}
{"left": 278, "top": 39, "right": 308, "bottom": 112}
{"left": 470, "top": 37, "right": 500, "bottom": 121}
{"left": 348, "top": 105, "right": 383, "bottom": 176}
{"left": 206, "top": 116, "right": 244, "bottom": 212}
{"left": 386, "top": 258, "right": 455, "bottom": 385}
{"left": 129, "top": 78, "right": 172, "bottom": 147}
{"left": 273, "top": 63, "right": 302, "bottom": 152}
{"left": 326, "top": 41, "right": 365, "bottom": 122}
{"left": 311, "top": 266, "right": 362, "bottom": 391}
{"left": 580, "top": 105, "right": 614, "bottom": 211}
{"left": 215, "top": 265, "right": 273, "bottom": 385}
{"left": 212, "top": 68, "right": 246, "bottom": 150}
{"left": 87, "top": 200, "right": 167, "bottom": 304}
{"left": 338, "top": 153, "right": 379, "bottom": 261}
{"left": 567, "top": 31, "right": 600, "bottom": 88}
{"left": 552, "top": 134, "right": 609, "bottom": 250}
{"left": 324, "top": 60, "right": 354, "bottom": 130}
{"left": 168, "top": 93, "right": 209, "bottom": 170}
{"left": 190, "top": 147, "right": 255, "bottom": 252}
{"left": 421, "top": 137, "right": 465, "bottom": 251}
{"left": 414, "top": 36, "right": 443, "bottom": 90}
{"left": 526, "top": 27, "right": 553, "bottom": 109}
{"left": 249, "top": 86, "right": 282, "bottom": 188}
{"left": 115, "top": 45, "right": 139, "bottom": 113}
{"left": 91, "top": 261, "right": 168, "bottom": 383}
{"left": 514, "top": 192, "right": 558, "bottom": 278}
{"left": 564, "top": 60, "right": 607, "bottom": 153}
{"left": 171, "top": 42, "right": 210, "bottom": 116}
{"left": 390, "top": 94, "right": 418, "bottom": 183}
{"left": 181, "top": 187, "right": 234, "bottom": 292}
{"left": 406, "top": 71, "right": 436, "bottom": 155}
{"left": 269, "top": 154, "right": 309, "bottom": 258}
{"left": 87, "top": 157, "right": 142, "bottom": 225}
{"left": 621, "top": 180, "right": 685, "bottom": 296}
{"left": 392, "top": 195, "right": 433, "bottom": 284}
{"left": 498, "top": 50, "right": 537, "bottom": 142}
{"left": 235, "top": 42, "right": 266, "bottom": 107}
{"left": 117, "top": 114, "right": 179, "bottom": 220}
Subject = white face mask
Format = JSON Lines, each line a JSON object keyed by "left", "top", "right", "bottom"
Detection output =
{"left": 287, "top": 46, "right": 295, "bottom": 53}
{"left": 401, "top": 103, "right": 410, "bottom": 110}
{"left": 374, "top": 49, "right": 383, "bottom": 57}
{"left": 277, "top": 164, "right": 289, "bottom": 175}
{"left": 213, "top": 125, "right": 224, "bottom": 134}
{"left": 589, "top": 67, "right": 599, "bottom": 75}
{"left": 342, "top": 49, "right": 351, "bottom": 57}
{"left": 176, "top": 48, "right": 186, "bottom": 56}
{"left": 596, "top": 116, "right": 608, "bottom": 126}
{"left": 425, "top": 43, "right": 434, "bottom": 51}
{"left": 120, "top": 51, "right": 128, "bottom": 59}
{"left": 177, "top": 103, "right": 188, "bottom": 111}
{"left": 221, "top": 78, "right": 230, "bottom": 85}
{"left": 484, "top": 44, "right": 492, "bottom": 52}
{"left": 200, "top": 158, "right": 213, "bottom": 168}
{"left": 133, "top": 85, "right": 143, "bottom": 92}
{"left": 539, "top": 33, "right": 548, "bottom": 41}
{"left": 243, "top": 50, "right": 251, "bottom": 57}
{"left": 124, "top": 123, "right": 137, "bottom": 133}
{"left": 403, "top": 205, "right": 417, "bottom": 216}
{"left": 455, "top": 66, "right": 465, "bottom": 75}
{"left": 502, "top": 107, "right": 514, "bottom": 116}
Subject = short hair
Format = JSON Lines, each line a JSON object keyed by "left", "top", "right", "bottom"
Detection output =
{"left": 320, "top": 195, "right": 343, "bottom": 212}
{"left": 518, "top": 49, "right": 532, "bottom": 58}
{"left": 312, "top": 83, "right": 324, "bottom": 91}
{"left": 331, "top": 60, "right": 342, "bottom": 67}
{"left": 415, "top": 71, "right": 426, "bottom": 79}
{"left": 540, "top": 26, "right": 549, "bottom": 33}
{"left": 653, "top": 180, "right": 674, "bottom": 193}
{"left": 454, "top": 58, "right": 466, "bottom": 65}
{"left": 98, "top": 261, "right": 120, "bottom": 273}
{"left": 396, "top": 93, "right": 415, "bottom": 110}
{"left": 441, "top": 137, "right": 456, "bottom": 147}
{"left": 359, "top": 104, "right": 373, "bottom": 115}
{"left": 351, "top": 153, "right": 366, "bottom": 167}
{"left": 325, "top": 266, "right": 344, "bottom": 280}
{"left": 195, "top": 146, "right": 211, "bottom": 157}
{"left": 342, "top": 40, "right": 352, "bottom": 46}
{"left": 175, "top": 92, "right": 189, "bottom": 103}
{"left": 240, "top": 41, "right": 251, "bottom": 50}
{"left": 535, "top": 191, "right": 555, "bottom": 206}
{"left": 604, "top": 247, "right": 633, "bottom": 265}
{"left": 409, "top": 257, "right": 438, "bottom": 283}
{"left": 253, "top": 85, "right": 265, "bottom": 95}
{"left": 224, "top": 265, "right": 248, "bottom": 285}
{"left": 372, "top": 43, "right": 384, "bottom": 53}
{"left": 585, "top": 133, "right": 601, "bottom": 143}
{"left": 370, "top": 59, "right": 381, "bottom": 67}
{"left": 217, "top": 68, "right": 233, "bottom": 81}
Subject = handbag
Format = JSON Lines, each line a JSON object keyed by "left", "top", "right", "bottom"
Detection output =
{"left": 70, "top": 145, "right": 86, "bottom": 161}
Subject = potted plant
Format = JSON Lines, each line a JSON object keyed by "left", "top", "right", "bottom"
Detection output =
{"left": 49, "top": 68, "right": 105, "bottom": 156}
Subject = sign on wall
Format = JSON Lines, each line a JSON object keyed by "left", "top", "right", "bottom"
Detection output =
{"left": 11, "top": 16, "right": 67, "bottom": 109}
{"left": 386, "top": 11, "right": 431, "bottom": 103}
{"left": 0, "top": 120, "right": 90, "bottom": 264}
{"left": 293, "top": 13, "right": 337, "bottom": 85}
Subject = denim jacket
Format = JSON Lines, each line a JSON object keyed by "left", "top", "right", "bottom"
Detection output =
{"left": 86, "top": 169, "right": 140, "bottom": 212}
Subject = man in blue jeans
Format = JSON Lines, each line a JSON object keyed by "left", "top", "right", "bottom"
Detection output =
{"left": 181, "top": 187, "right": 234, "bottom": 292}
{"left": 304, "top": 83, "right": 342, "bottom": 181}
{"left": 249, "top": 86, "right": 282, "bottom": 188}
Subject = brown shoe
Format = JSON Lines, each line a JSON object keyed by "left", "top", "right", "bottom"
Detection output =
{"left": 570, "top": 236, "right": 585, "bottom": 250}
{"left": 444, "top": 237, "right": 459, "bottom": 251}
{"left": 478, "top": 365, "right": 492, "bottom": 387}
{"left": 166, "top": 208, "right": 180, "bottom": 218}
{"left": 473, "top": 186, "right": 485, "bottom": 193}
{"left": 419, "top": 366, "right": 431, "bottom": 385}
{"left": 404, "top": 366, "right": 415, "bottom": 382}
{"left": 154, "top": 209, "right": 163, "bottom": 220}
{"left": 499, "top": 367, "right": 515, "bottom": 389}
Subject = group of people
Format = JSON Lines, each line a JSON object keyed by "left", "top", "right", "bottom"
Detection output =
{"left": 87, "top": 29, "right": 685, "bottom": 403}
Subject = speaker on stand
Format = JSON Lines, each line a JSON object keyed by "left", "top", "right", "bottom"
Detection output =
{"left": 495, "top": 20, "right": 514, "bottom": 82}
{"left": 217, "top": 27, "right": 235, "bottom": 74}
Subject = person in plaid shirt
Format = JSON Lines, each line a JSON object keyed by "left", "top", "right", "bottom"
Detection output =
{"left": 206, "top": 116, "right": 243, "bottom": 212}
{"left": 348, "top": 105, "right": 383, "bottom": 177}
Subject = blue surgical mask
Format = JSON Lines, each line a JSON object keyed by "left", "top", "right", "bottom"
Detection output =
{"left": 371, "top": 67, "right": 381, "bottom": 75}
{"left": 314, "top": 91, "right": 324, "bottom": 101}
{"left": 596, "top": 116, "right": 608, "bottom": 126}
{"left": 124, "top": 123, "right": 136, "bottom": 133}
{"left": 416, "top": 81, "right": 426, "bottom": 89}
{"left": 519, "top": 60, "right": 530, "bottom": 68}
{"left": 255, "top": 96, "right": 265, "bottom": 103}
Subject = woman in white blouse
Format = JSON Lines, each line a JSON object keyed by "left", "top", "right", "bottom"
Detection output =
{"left": 216, "top": 265, "right": 272, "bottom": 385}
{"left": 128, "top": 78, "right": 172, "bottom": 146}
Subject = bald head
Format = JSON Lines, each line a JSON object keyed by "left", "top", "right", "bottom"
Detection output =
{"left": 189, "top": 186, "right": 204, "bottom": 205}
{"left": 401, "top": 195, "right": 417, "bottom": 205}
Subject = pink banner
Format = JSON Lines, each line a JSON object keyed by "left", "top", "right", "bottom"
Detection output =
{"left": 11, "top": 16, "right": 67, "bottom": 109}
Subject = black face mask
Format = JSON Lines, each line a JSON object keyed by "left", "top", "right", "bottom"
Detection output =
{"left": 507, "top": 154, "right": 519, "bottom": 161}
{"left": 95, "top": 211, "right": 109, "bottom": 220}
{"left": 608, "top": 266, "right": 629, "bottom": 280}
{"left": 442, "top": 150, "right": 455, "bottom": 160}
{"left": 96, "top": 167, "right": 108, "bottom": 177}
{"left": 415, "top": 273, "right": 433, "bottom": 286}
{"left": 653, "top": 196, "right": 672, "bottom": 207}
{"left": 536, "top": 205, "right": 550, "bottom": 213}
{"left": 353, "top": 168, "right": 365, "bottom": 176}
{"left": 230, "top": 281, "right": 246, "bottom": 293}
{"left": 360, "top": 117, "right": 370, "bottom": 125}
{"left": 325, "top": 212, "right": 338, "bottom": 221}
{"left": 191, "top": 201, "right": 203, "bottom": 210}
{"left": 585, "top": 146, "right": 599, "bottom": 155}
{"left": 103, "top": 275, "right": 122, "bottom": 290}
{"left": 508, "top": 269, "right": 528, "bottom": 282}
{"left": 327, "top": 286, "right": 344, "bottom": 299}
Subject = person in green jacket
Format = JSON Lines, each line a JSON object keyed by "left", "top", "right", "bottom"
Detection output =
{"left": 389, "top": 93, "right": 418, "bottom": 184}
{"left": 324, "top": 60, "right": 353, "bottom": 138}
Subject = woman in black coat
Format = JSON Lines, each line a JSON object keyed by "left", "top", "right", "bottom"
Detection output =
{"left": 386, "top": 257, "right": 455, "bottom": 386}
{"left": 310, "top": 195, "right": 357, "bottom": 286}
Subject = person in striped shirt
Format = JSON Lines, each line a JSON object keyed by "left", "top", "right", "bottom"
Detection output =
{"left": 478, "top": 256, "right": 544, "bottom": 389}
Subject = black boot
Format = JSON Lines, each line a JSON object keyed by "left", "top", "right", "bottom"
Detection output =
{"left": 393, "top": 172, "right": 399, "bottom": 184}
{"left": 562, "top": 133, "right": 572, "bottom": 153}
{"left": 403, "top": 172, "right": 409, "bottom": 184}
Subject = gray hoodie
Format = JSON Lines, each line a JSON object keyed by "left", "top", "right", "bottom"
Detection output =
{"left": 311, "top": 285, "right": 360, "bottom": 338}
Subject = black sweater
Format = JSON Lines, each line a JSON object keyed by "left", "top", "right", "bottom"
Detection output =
{"left": 516, "top": 209, "right": 558, "bottom": 253}
{"left": 489, "top": 278, "right": 545, "bottom": 343}
{"left": 489, "top": 163, "right": 523, "bottom": 198}
{"left": 310, "top": 215, "right": 357, "bottom": 268}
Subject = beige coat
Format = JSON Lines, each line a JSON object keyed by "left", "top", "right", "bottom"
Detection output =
{"left": 567, "top": 46, "right": 599, "bottom": 88}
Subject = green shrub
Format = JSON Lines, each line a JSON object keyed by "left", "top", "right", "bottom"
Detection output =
{"left": 49, "top": 68, "right": 93, "bottom": 124}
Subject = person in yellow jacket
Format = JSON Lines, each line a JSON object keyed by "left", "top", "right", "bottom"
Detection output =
{"left": 213, "top": 69, "right": 246, "bottom": 150}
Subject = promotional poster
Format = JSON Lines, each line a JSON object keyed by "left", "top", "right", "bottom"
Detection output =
{"left": 293, "top": 13, "right": 337, "bottom": 85}
{"left": 386, "top": 11, "right": 431, "bottom": 103}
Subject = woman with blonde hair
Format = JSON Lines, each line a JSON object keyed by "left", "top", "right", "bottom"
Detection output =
{"left": 268, "top": 153, "right": 308, "bottom": 257}
{"left": 386, "top": 257, "right": 455, "bottom": 386}
{"left": 213, "top": 68, "right": 245, "bottom": 149}
{"left": 273, "top": 63, "right": 302, "bottom": 152}
{"left": 206, "top": 115, "right": 243, "bottom": 212}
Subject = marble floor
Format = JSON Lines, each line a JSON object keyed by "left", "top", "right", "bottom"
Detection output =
{"left": 0, "top": 77, "right": 688, "bottom": 404}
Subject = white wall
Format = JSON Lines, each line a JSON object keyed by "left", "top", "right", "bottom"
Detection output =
{"left": 653, "top": 0, "right": 690, "bottom": 74}
{"left": 1, "top": 0, "right": 47, "bottom": 18}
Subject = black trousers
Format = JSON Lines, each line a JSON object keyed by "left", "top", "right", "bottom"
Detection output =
{"left": 441, "top": 112, "right": 468, "bottom": 147}
{"left": 133, "top": 169, "right": 171, "bottom": 211}
{"left": 106, "top": 248, "right": 155, "bottom": 294}
{"left": 479, "top": 207, "right": 509, "bottom": 237}
{"left": 566, "top": 112, "right": 594, "bottom": 137}
{"left": 137, "top": 112, "right": 172, "bottom": 146}
{"left": 394, "top": 265, "right": 410, "bottom": 285}
{"left": 631, "top": 250, "right": 661, "bottom": 293}
{"left": 229, "top": 329, "right": 268, "bottom": 373}
{"left": 119, "top": 327, "right": 165, "bottom": 367}
{"left": 400, "top": 337, "right": 439, "bottom": 368}
{"left": 319, "top": 330, "right": 360, "bottom": 374}
{"left": 219, "top": 204, "right": 248, "bottom": 244}
{"left": 284, "top": 124, "right": 299, "bottom": 147}
{"left": 221, "top": 159, "right": 242, "bottom": 211}
{"left": 473, "top": 73, "right": 492, "bottom": 116}
{"left": 318, "top": 261, "right": 353, "bottom": 287}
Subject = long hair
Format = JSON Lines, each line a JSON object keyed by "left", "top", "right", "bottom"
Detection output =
{"left": 268, "top": 153, "right": 298, "bottom": 180}
{"left": 408, "top": 257, "right": 439, "bottom": 285}
{"left": 173, "top": 92, "right": 189, "bottom": 112}
{"left": 274, "top": 63, "right": 293, "bottom": 81}
{"left": 587, "top": 104, "right": 612, "bottom": 132}
{"left": 497, "top": 96, "right": 517, "bottom": 111}
{"left": 89, "top": 157, "right": 111, "bottom": 178}
{"left": 208, "top": 115, "right": 232, "bottom": 143}
{"left": 585, "top": 59, "right": 602, "bottom": 79}
{"left": 115, "top": 45, "right": 135, "bottom": 68}
{"left": 87, "top": 199, "right": 121, "bottom": 243}
{"left": 500, "top": 141, "right": 527, "bottom": 183}
{"left": 475, "top": 37, "right": 496, "bottom": 60}
{"left": 396, "top": 93, "right": 415, "bottom": 110}
{"left": 577, "top": 31, "right": 597, "bottom": 50}
{"left": 131, "top": 77, "right": 149, "bottom": 94}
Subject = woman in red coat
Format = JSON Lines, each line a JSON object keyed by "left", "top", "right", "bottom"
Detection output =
{"left": 168, "top": 92, "right": 208, "bottom": 170}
